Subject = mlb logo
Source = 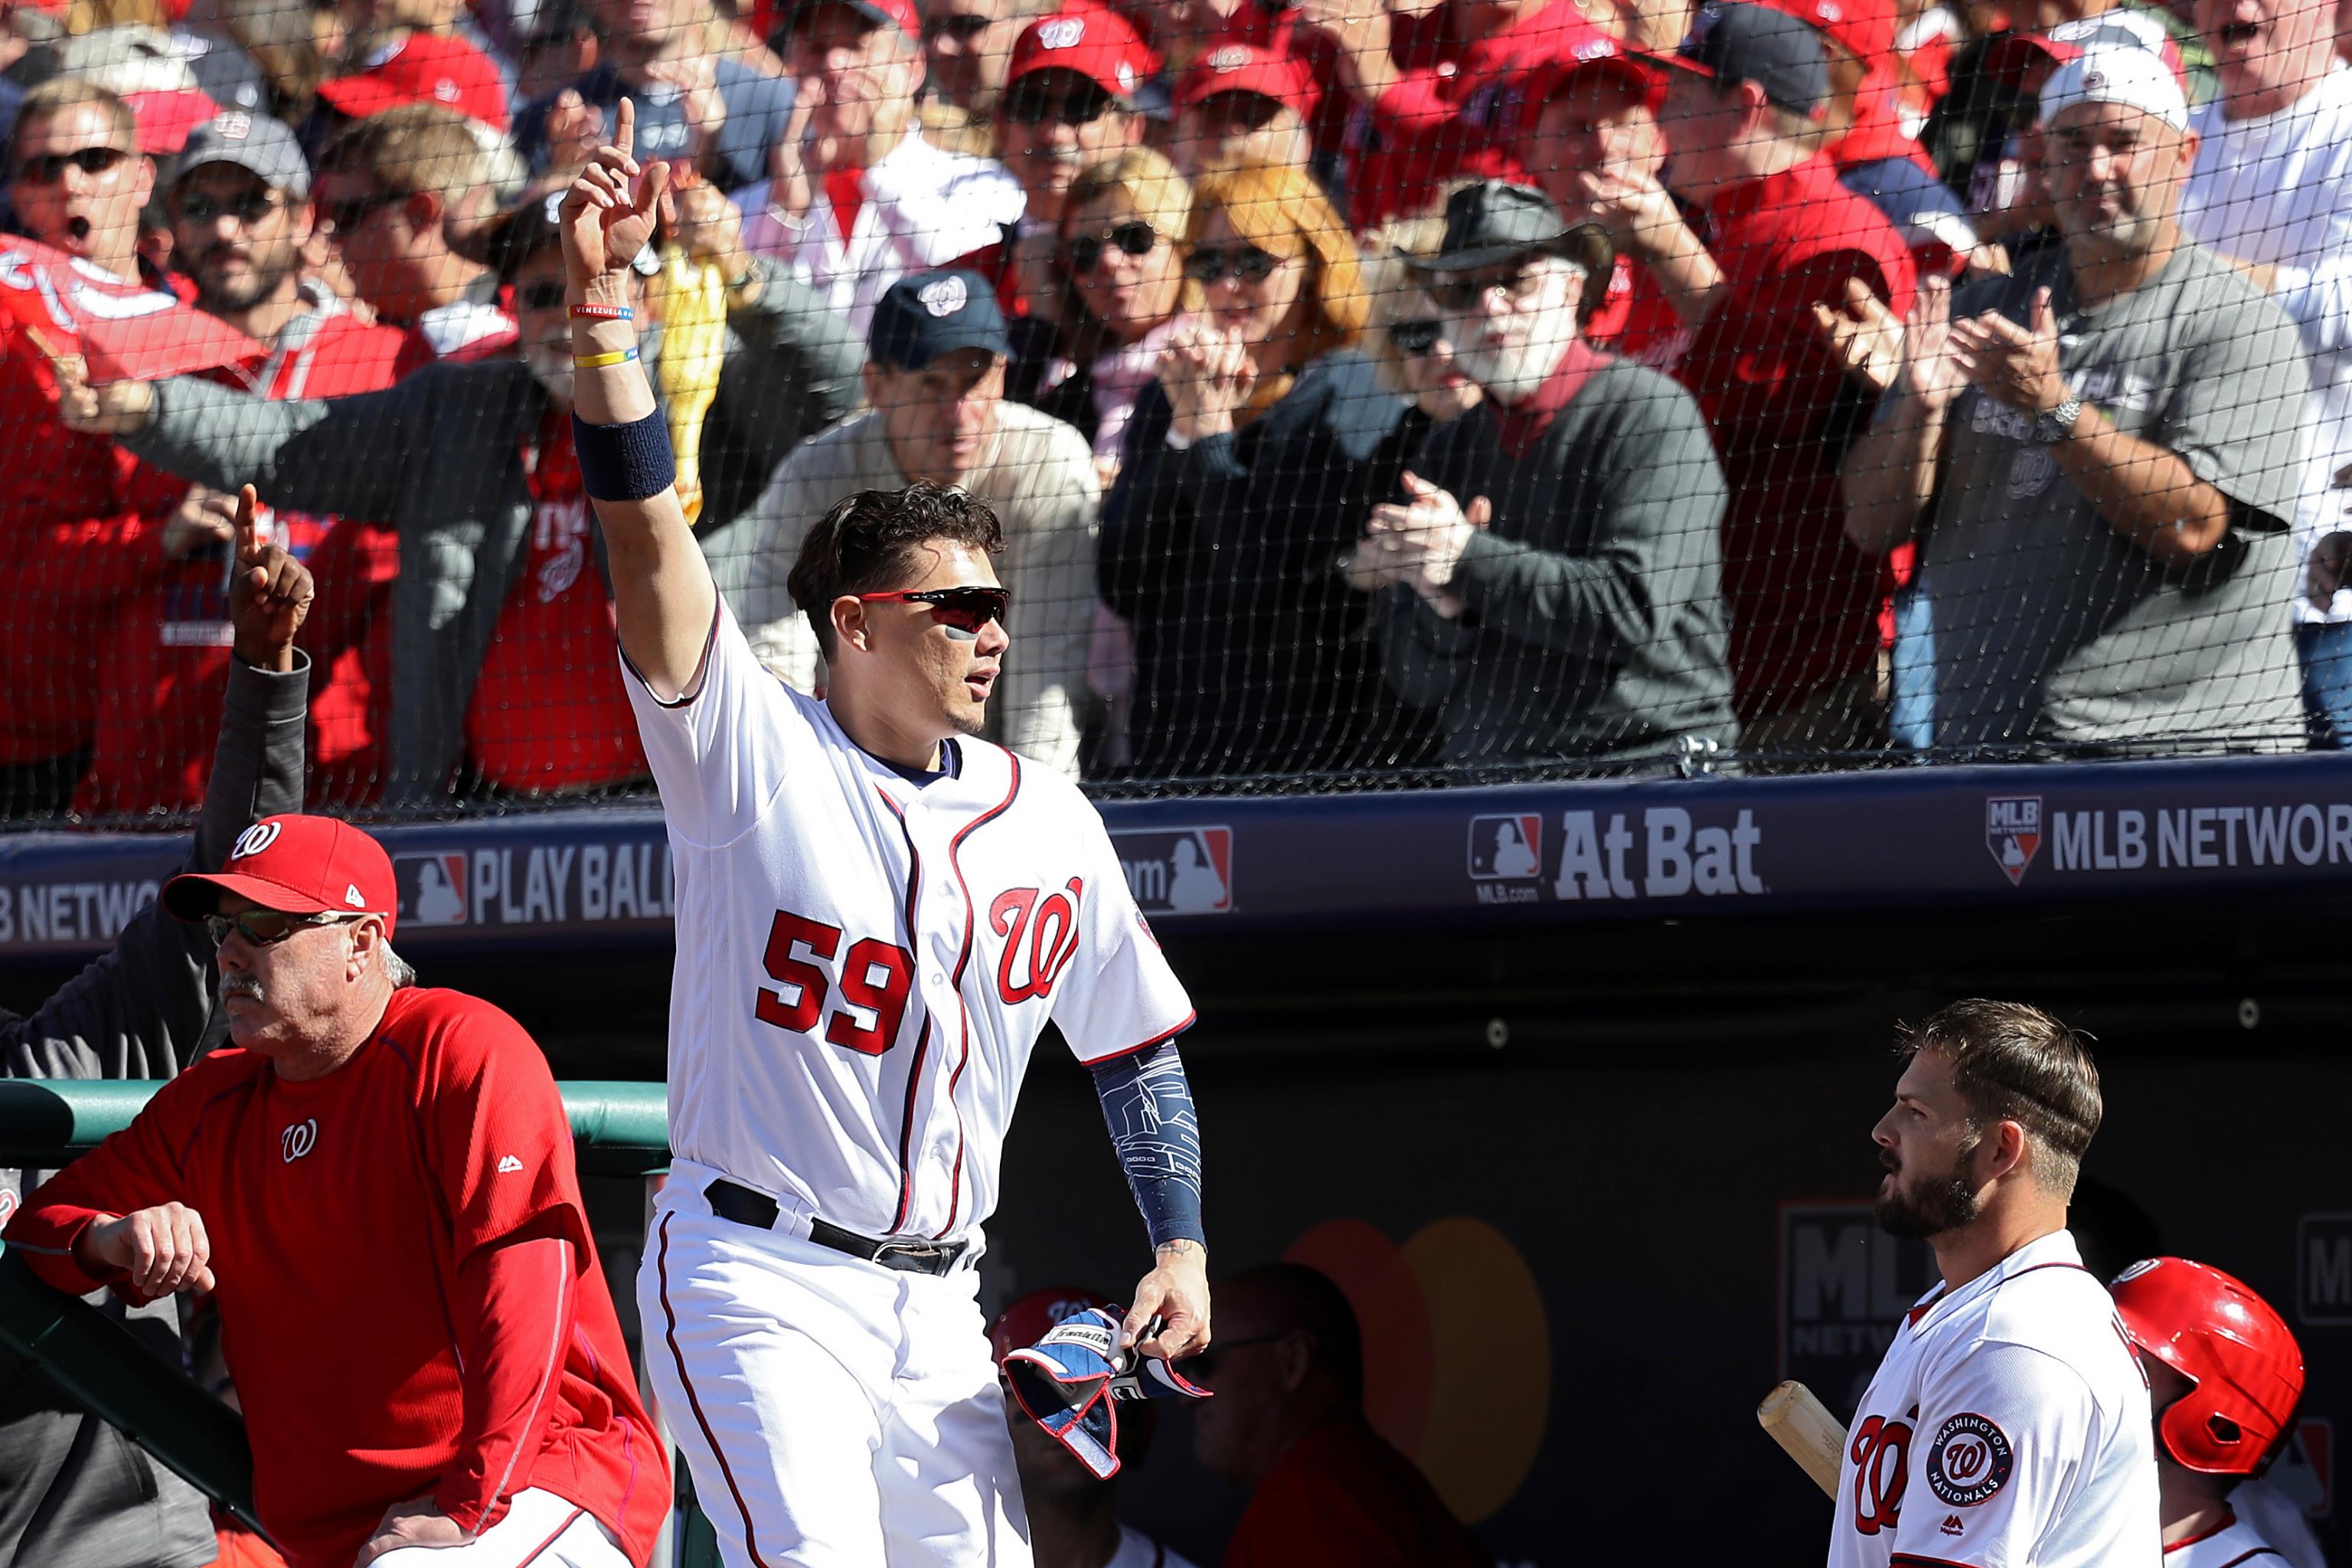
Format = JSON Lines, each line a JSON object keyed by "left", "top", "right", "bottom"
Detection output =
{"left": 2285, "top": 1417, "right": 2333, "bottom": 1518}
{"left": 1111, "top": 827, "right": 1233, "bottom": 916}
{"left": 394, "top": 851, "right": 469, "bottom": 926}
{"left": 1984, "top": 795, "right": 2043, "bottom": 885}
{"left": 1467, "top": 814, "right": 1544, "bottom": 880}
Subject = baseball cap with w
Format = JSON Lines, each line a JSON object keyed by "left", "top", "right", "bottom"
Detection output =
{"left": 163, "top": 814, "right": 400, "bottom": 940}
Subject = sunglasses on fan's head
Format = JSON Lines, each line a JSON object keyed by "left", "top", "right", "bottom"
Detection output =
{"left": 1066, "top": 220, "right": 1158, "bottom": 275}
{"left": 857, "top": 584, "right": 1011, "bottom": 634}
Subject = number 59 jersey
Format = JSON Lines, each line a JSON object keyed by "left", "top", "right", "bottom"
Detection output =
{"left": 1829, "top": 1230, "right": 2158, "bottom": 1568}
{"left": 623, "top": 601, "right": 1195, "bottom": 1244}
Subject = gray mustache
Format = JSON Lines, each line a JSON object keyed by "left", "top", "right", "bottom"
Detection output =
{"left": 220, "top": 974, "right": 265, "bottom": 1001}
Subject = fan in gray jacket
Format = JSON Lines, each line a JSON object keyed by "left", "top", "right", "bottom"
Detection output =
{"left": 63, "top": 196, "right": 865, "bottom": 803}
{"left": 0, "top": 496, "right": 312, "bottom": 1568}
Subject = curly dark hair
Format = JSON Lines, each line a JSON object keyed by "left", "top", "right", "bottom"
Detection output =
{"left": 787, "top": 483, "right": 1006, "bottom": 661}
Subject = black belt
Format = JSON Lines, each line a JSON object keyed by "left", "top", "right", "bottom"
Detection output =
{"left": 703, "top": 1178, "right": 969, "bottom": 1277}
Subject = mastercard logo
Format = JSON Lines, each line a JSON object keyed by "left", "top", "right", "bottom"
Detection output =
{"left": 1282, "top": 1216, "right": 1549, "bottom": 1523}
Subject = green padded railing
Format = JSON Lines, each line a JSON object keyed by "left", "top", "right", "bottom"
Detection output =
{"left": 0, "top": 1079, "right": 672, "bottom": 1534}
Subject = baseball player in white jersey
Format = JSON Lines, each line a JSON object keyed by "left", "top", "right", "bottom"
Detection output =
{"left": 553, "top": 105, "right": 1210, "bottom": 1567}
{"left": 2110, "top": 1257, "right": 2310, "bottom": 1568}
{"left": 1832, "top": 1000, "right": 2158, "bottom": 1568}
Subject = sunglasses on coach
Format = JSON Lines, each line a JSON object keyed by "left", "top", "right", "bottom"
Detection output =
{"left": 17, "top": 145, "right": 131, "bottom": 185}
{"left": 857, "top": 585, "right": 1012, "bottom": 634}
{"left": 1065, "top": 220, "right": 1158, "bottom": 276}
{"left": 204, "top": 909, "right": 364, "bottom": 947}
{"left": 1182, "top": 244, "right": 1282, "bottom": 286}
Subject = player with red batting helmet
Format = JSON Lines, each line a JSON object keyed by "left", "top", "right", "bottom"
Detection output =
{"left": 2112, "top": 1257, "right": 2309, "bottom": 1565}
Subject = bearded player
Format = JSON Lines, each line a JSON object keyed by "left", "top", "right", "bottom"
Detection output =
{"left": 554, "top": 105, "right": 1209, "bottom": 1567}
{"left": 2111, "top": 1257, "right": 2310, "bottom": 1566}
{"left": 1832, "top": 1000, "right": 2158, "bottom": 1566}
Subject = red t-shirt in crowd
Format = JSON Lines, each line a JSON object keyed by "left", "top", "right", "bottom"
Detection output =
{"left": 1670, "top": 153, "right": 1916, "bottom": 718}
{"left": 79, "top": 305, "right": 410, "bottom": 816}
{"left": 1583, "top": 251, "right": 1690, "bottom": 369}
{"left": 1222, "top": 1419, "right": 1491, "bottom": 1568}
{"left": 1347, "top": 0, "right": 1604, "bottom": 230}
{"left": 2, "top": 986, "right": 668, "bottom": 1568}
{"left": 465, "top": 408, "right": 650, "bottom": 792}
{"left": 0, "top": 328, "right": 187, "bottom": 765}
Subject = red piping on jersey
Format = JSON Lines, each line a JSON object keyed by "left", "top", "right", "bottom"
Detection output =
{"left": 463, "top": 1243, "right": 572, "bottom": 1531}
{"left": 932, "top": 756, "right": 1023, "bottom": 1240}
{"left": 2164, "top": 1511, "right": 2239, "bottom": 1553}
{"left": 1891, "top": 1556, "right": 1981, "bottom": 1566}
{"left": 880, "top": 789, "right": 935, "bottom": 1235}
{"left": 1083, "top": 1012, "right": 1200, "bottom": 1066}
{"left": 655, "top": 1213, "right": 775, "bottom": 1568}
{"left": 2204, "top": 1552, "right": 2286, "bottom": 1567}
{"left": 1909, "top": 1259, "right": 2096, "bottom": 1326}
{"left": 513, "top": 1504, "right": 587, "bottom": 1565}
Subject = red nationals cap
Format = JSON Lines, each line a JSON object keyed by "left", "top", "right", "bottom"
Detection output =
{"left": 1514, "top": 30, "right": 1664, "bottom": 136}
{"left": 1756, "top": 0, "right": 1895, "bottom": 63}
{"left": 163, "top": 815, "right": 400, "bottom": 940}
{"left": 318, "top": 31, "right": 512, "bottom": 133}
{"left": 1981, "top": 8, "right": 2184, "bottom": 90}
{"left": 1008, "top": 7, "right": 1155, "bottom": 98}
{"left": 1177, "top": 30, "right": 1318, "bottom": 116}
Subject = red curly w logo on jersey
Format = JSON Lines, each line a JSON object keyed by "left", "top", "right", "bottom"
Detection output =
{"left": 991, "top": 879, "right": 1084, "bottom": 1004}
{"left": 1849, "top": 1413, "right": 1913, "bottom": 1535}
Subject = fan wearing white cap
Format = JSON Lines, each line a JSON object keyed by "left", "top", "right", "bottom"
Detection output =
{"left": 1843, "top": 42, "right": 2314, "bottom": 750}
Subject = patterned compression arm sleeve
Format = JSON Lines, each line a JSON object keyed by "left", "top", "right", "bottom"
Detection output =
{"left": 1089, "top": 1041, "right": 1204, "bottom": 1249}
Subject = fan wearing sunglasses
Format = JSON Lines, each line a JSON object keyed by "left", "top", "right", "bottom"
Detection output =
{"left": 6, "top": 78, "right": 154, "bottom": 285}
{"left": 725, "top": 269, "right": 1099, "bottom": 779}
{"left": 992, "top": 5, "right": 1149, "bottom": 309}
{"left": 1168, "top": 31, "right": 1318, "bottom": 181}
{"left": 1100, "top": 160, "right": 1444, "bottom": 777}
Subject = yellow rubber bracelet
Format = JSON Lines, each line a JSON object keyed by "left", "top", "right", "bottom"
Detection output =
{"left": 572, "top": 348, "right": 639, "bottom": 369}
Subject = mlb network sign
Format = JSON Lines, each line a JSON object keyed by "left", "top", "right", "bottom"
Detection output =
{"left": 1988, "top": 794, "right": 2352, "bottom": 886}
{"left": 1112, "top": 826, "right": 1233, "bottom": 916}
{"left": 1466, "top": 806, "right": 1765, "bottom": 904}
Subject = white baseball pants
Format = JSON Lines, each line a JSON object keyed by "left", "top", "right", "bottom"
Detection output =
{"left": 639, "top": 1168, "right": 1033, "bottom": 1568}
{"left": 371, "top": 1489, "right": 629, "bottom": 1567}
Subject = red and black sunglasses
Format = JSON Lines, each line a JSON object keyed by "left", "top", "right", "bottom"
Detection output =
{"left": 856, "top": 585, "right": 1011, "bottom": 634}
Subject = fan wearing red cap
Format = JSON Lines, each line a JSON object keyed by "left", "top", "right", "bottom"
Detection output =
{"left": 1514, "top": 38, "right": 1701, "bottom": 364}
{"left": 2111, "top": 1257, "right": 2315, "bottom": 1564}
{"left": 990, "top": 6, "right": 1153, "bottom": 315}
{"left": 1171, "top": 30, "right": 1318, "bottom": 178}
{"left": 2, "top": 810, "right": 671, "bottom": 1568}
{"left": 318, "top": 28, "right": 512, "bottom": 134}
{"left": 742, "top": 0, "right": 1025, "bottom": 335}
{"left": 986, "top": 1288, "right": 1200, "bottom": 1568}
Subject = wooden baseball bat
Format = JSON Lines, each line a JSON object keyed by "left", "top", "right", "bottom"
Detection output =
{"left": 1758, "top": 1380, "right": 1846, "bottom": 1498}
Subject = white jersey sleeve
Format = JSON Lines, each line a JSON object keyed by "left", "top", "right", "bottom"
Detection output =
{"left": 1898, "top": 1341, "right": 2108, "bottom": 1566}
{"left": 621, "top": 598, "right": 808, "bottom": 848}
{"left": 1048, "top": 810, "right": 1195, "bottom": 1065}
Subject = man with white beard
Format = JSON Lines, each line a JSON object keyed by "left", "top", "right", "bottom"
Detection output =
{"left": 1842, "top": 47, "right": 2311, "bottom": 753}
{"left": 1354, "top": 180, "right": 1740, "bottom": 769}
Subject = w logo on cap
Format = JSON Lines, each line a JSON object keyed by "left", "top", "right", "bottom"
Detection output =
{"left": 1037, "top": 15, "right": 1084, "bottom": 47}
{"left": 230, "top": 821, "right": 284, "bottom": 861}
{"left": 919, "top": 274, "right": 969, "bottom": 317}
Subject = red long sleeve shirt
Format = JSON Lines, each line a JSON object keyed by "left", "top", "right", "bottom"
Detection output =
{"left": 3, "top": 987, "right": 668, "bottom": 1568}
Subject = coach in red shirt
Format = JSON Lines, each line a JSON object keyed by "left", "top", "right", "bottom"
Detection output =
{"left": 3, "top": 816, "right": 668, "bottom": 1568}
{"left": 1651, "top": 2, "right": 1916, "bottom": 749}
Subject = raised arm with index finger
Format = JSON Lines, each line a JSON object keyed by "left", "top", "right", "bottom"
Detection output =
{"left": 559, "top": 99, "right": 712, "bottom": 702}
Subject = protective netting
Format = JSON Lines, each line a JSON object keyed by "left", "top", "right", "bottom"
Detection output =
{"left": 0, "top": 0, "right": 2344, "bottom": 824}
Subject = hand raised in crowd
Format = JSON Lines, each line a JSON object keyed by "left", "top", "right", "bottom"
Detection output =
{"left": 1359, "top": 469, "right": 1491, "bottom": 618}
{"left": 645, "top": 52, "right": 729, "bottom": 162}
{"left": 227, "top": 483, "right": 315, "bottom": 672}
{"left": 1889, "top": 273, "right": 1964, "bottom": 414}
{"left": 1160, "top": 318, "right": 1257, "bottom": 446}
{"left": 543, "top": 88, "right": 610, "bottom": 176}
{"left": 1949, "top": 284, "right": 2071, "bottom": 416}
{"left": 1811, "top": 277, "right": 1904, "bottom": 397}
{"left": 767, "top": 79, "right": 822, "bottom": 228}
{"left": 75, "top": 1201, "right": 215, "bottom": 1298}
{"left": 670, "top": 174, "right": 752, "bottom": 285}
{"left": 1292, "top": 0, "right": 1397, "bottom": 103}
{"left": 162, "top": 484, "right": 238, "bottom": 562}
{"left": 1564, "top": 161, "right": 1684, "bottom": 257}
{"left": 560, "top": 97, "right": 672, "bottom": 298}
{"left": 354, "top": 1496, "right": 468, "bottom": 1566}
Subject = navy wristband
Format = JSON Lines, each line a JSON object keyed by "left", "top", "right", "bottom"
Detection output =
{"left": 573, "top": 408, "right": 677, "bottom": 502}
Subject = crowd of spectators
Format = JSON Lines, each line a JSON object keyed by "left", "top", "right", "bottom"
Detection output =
{"left": 2, "top": 0, "right": 2348, "bottom": 815}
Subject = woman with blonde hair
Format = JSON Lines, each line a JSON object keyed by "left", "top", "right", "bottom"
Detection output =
{"left": 1099, "top": 160, "right": 1439, "bottom": 777}
{"left": 1012, "top": 145, "right": 1194, "bottom": 475}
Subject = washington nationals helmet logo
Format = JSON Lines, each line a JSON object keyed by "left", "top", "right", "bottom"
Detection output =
{"left": 1926, "top": 1413, "right": 2014, "bottom": 1507}
{"left": 1848, "top": 1413, "right": 1912, "bottom": 1535}
{"left": 281, "top": 1117, "right": 318, "bottom": 1163}
{"left": 991, "top": 878, "right": 1084, "bottom": 1004}
{"left": 231, "top": 821, "right": 283, "bottom": 861}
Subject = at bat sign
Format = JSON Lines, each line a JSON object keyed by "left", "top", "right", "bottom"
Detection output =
{"left": 1757, "top": 1379, "right": 1847, "bottom": 1498}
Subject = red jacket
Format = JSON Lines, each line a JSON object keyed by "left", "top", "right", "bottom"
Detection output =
{"left": 3, "top": 988, "right": 669, "bottom": 1568}
{"left": 1671, "top": 154, "right": 1916, "bottom": 716}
